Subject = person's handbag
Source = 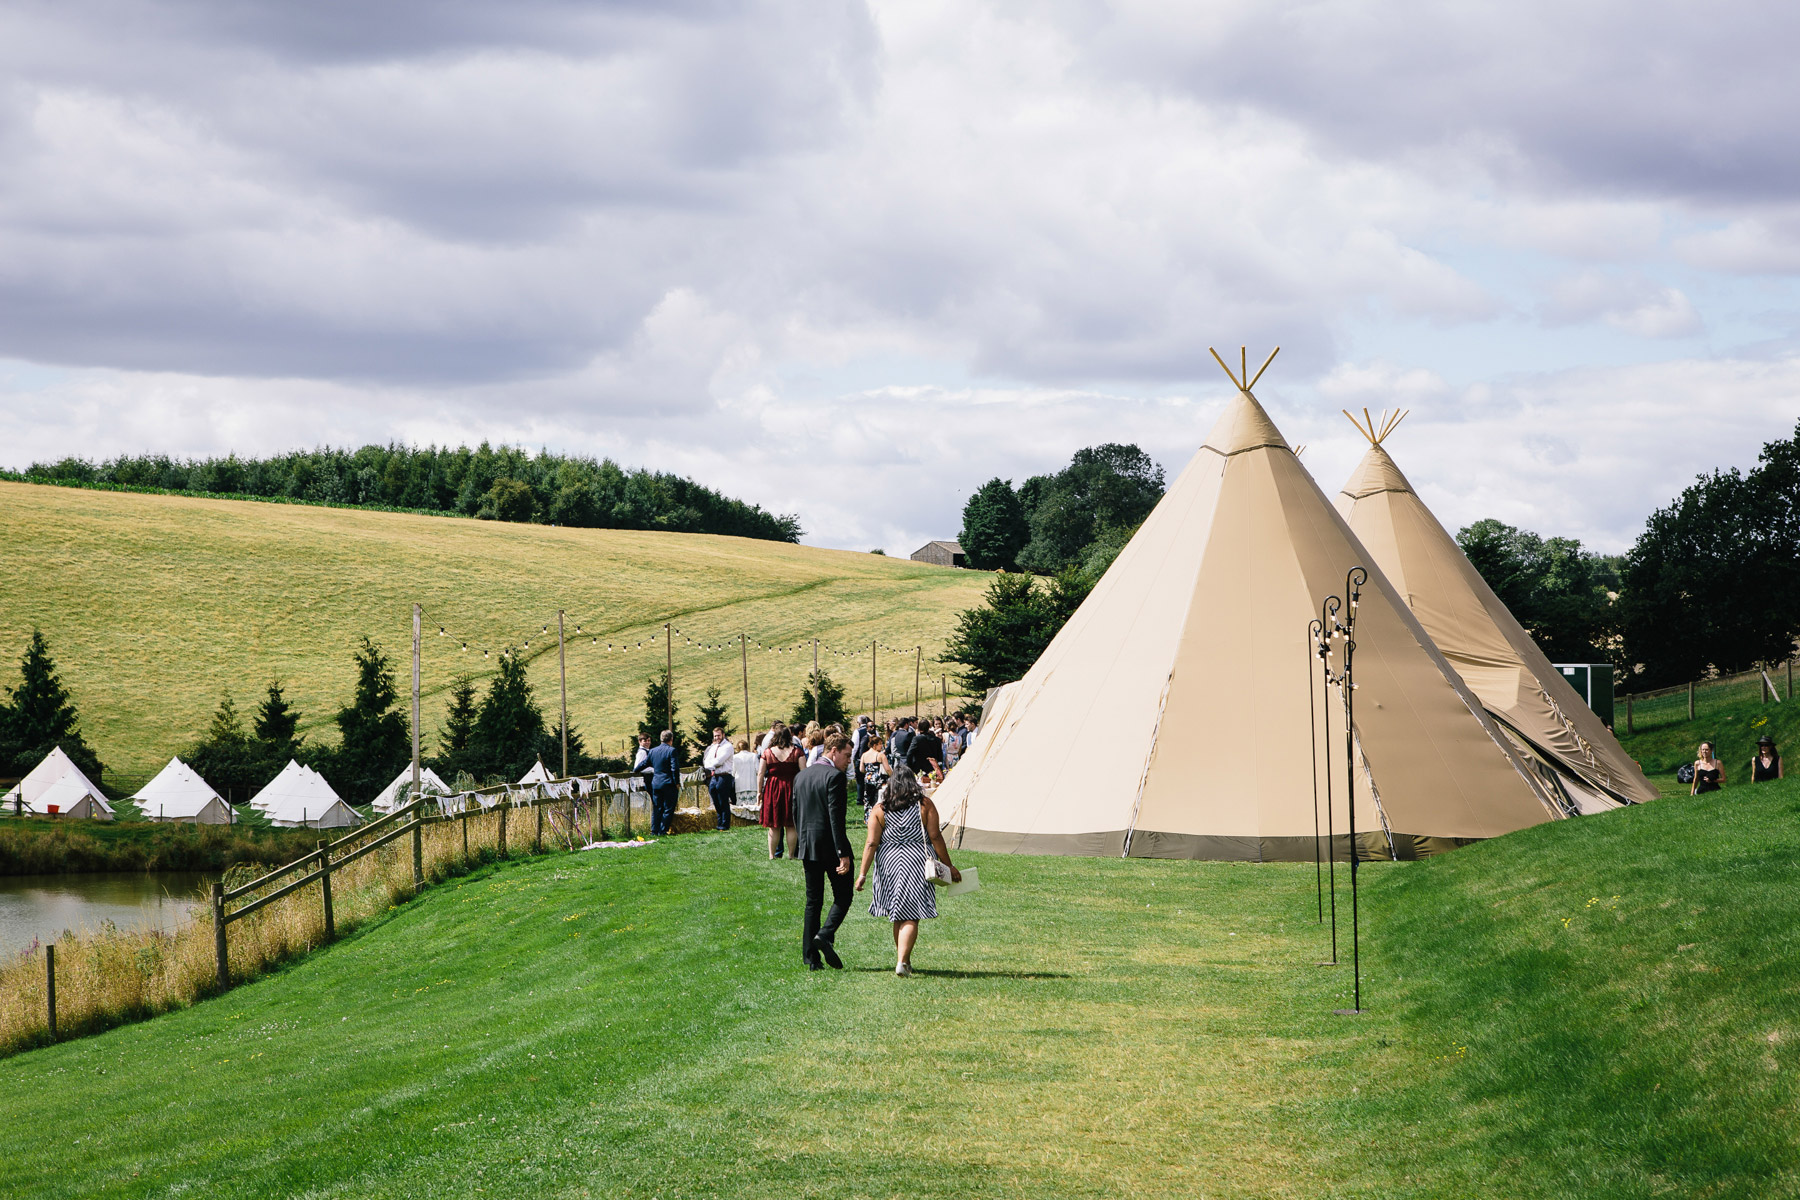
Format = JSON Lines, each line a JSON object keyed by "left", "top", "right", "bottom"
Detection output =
{"left": 923, "top": 824, "right": 952, "bottom": 886}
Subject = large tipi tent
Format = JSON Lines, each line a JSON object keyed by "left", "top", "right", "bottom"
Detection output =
{"left": 933, "top": 351, "right": 1565, "bottom": 861}
{"left": 248, "top": 760, "right": 362, "bottom": 828}
{"left": 370, "top": 765, "right": 453, "bottom": 815}
{"left": 1334, "top": 411, "right": 1656, "bottom": 810}
{"left": 2, "top": 746, "right": 114, "bottom": 820}
{"left": 133, "top": 757, "right": 233, "bottom": 824}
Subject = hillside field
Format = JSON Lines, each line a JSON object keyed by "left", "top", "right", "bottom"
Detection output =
{"left": 0, "top": 481, "right": 991, "bottom": 788}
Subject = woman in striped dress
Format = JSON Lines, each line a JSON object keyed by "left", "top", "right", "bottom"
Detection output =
{"left": 855, "top": 766, "right": 960, "bottom": 976}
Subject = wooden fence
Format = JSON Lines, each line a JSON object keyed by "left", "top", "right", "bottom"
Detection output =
{"left": 1622, "top": 656, "right": 1795, "bottom": 733}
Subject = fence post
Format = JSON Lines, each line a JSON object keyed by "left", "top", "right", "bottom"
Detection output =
{"left": 412, "top": 803, "right": 423, "bottom": 888}
{"left": 45, "top": 944, "right": 56, "bottom": 1040}
{"left": 461, "top": 808, "right": 469, "bottom": 866}
{"left": 536, "top": 798, "right": 544, "bottom": 854}
{"left": 1688, "top": 681, "right": 1695, "bottom": 721}
{"left": 499, "top": 801, "right": 509, "bottom": 859}
{"left": 212, "top": 882, "right": 229, "bottom": 990}
{"left": 318, "top": 840, "right": 334, "bottom": 940}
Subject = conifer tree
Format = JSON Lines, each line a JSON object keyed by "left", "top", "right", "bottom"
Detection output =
{"left": 185, "top": 692, "right": 273, "bottom": 804}
{"left": 637, "top": 669, "right": 688, "bottom": 767}
{"left": 467, "top": 649, "right": 546, "bottom": 781}
{"left": 0, "top": 630, "right": 106, "bottom": 786}
{"left": 253, "top": 680, "right": 303, "bottom": 755}
{"left": 433, "top": 674, "right": 478, "bottom": 776}
{"left": 789, "top": 669, "right": 847, "bottom": 729}
{"left": 326, "top": 636, "right": 410, "bottom": 801}
{"left": 694, "top": 685, "right": 736, "bottom": 740}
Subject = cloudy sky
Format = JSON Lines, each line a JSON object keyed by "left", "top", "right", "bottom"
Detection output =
{"left": 2, "top": 0, "right": 1797, "bottom": 554}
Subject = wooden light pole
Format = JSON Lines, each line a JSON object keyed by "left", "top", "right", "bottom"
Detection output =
{"left": 813, "top": 638, "right": 820, "bottom": 726}
{"left": 558, "top": 610, "right": 568, "bottom": 777}
{"left": 411, "top": 604, "right": 423, "bottom": 887}
{"left": 665, "top": 621, "right": 674, "bottom": 740}
{"left": 871, "top": 640, "right": 877, "bottom": 724}
{"left": 741, "top": 632, "right": 751, "bottom": 735}
{"left": 914, "top": 647, "right": 921, "bottom": 720}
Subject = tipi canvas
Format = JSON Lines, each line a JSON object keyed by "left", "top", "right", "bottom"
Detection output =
{"left": 933, "top": 357, "right": 1562, "bottom": 861}
{"left": 1334, "top": 411, "right": 1656, "bottom": 810}
{"left": 133, "top": 757, "right": 233, "bottom": 824}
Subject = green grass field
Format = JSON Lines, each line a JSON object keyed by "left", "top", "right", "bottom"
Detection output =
{"left": 0, "top": 481, "right": 990, "bottom": 788}
{"left": 1618, "top": 673, "right": 1800, "bottom": 798}
{"left": 5, "top": 778, "right": 1797, "bottom": 1198}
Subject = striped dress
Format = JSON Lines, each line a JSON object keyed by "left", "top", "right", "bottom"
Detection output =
{"left": 870, "top": 802, "right": 937, "bottom": 922}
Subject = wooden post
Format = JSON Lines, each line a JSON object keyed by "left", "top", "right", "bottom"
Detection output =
{"left": 664, "top": 621, "right": 674, "bottom": 742}
{"left": 558, "top": 610, "right": 568, "bottom": 778}
{"left": 45, "top": 944, "right": 55, "bottom": 1040}
{"left": 212, "top": 882, "right": 228, "bottom": 990}
{"left": 914, "top": 647, "right": 921, "bottom": 720}
{"left": 411, "top": 605, "right": 422, "bottom": 795}
{"left": 740, "top": 632, "right": 751, "bottom": 736}
{"left": 1790, "top": 656, "right": 1794, "bottom": 701}
{"left": 871, "top": 640, "right": 877, "bottom": 724}
{"left": 536, "top": 797, "right": 544, "bottom": 854}
{"left": 412, "top": 803, "right": 423, "bottom": 888}
{"left": 318, "top": 840, "right": 334, "bottom": 940}
{"left": 461, "top": 809, "right": 469, "bottom": 865}
{"left": 1688, "top": 680, "right": 1695, "bottom": 721}
{"left": 813, "top": 638, "right": 820, "bottom": 726}
{"left": 623, "top": 782, "right": 632, "bottom": 839}
{"left": 499, "top": 801, "right": 508, "bottom": 859}
{"left": 941, "top": 674, "right": 947, "bottom": 719}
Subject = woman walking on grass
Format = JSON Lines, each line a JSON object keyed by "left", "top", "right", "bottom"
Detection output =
{"left": 855, "top": 765, "right": 959, "bottom": 976}
{"left": 1692, "top": 742, "right": 1725, "bottom": 795}
{"left": 758, "top": 728, "right": 803, "bottom": 859}
{"left": 1751, "top": 735, "right": 1783, "bottom": 782}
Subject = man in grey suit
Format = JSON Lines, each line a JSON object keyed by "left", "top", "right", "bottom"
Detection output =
{"left": 794, "top": 733, "right": 855, "bottom": 970}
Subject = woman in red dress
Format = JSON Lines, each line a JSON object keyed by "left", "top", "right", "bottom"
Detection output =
{"left": 757, "top": 726, "right": 802, "bottom": 860}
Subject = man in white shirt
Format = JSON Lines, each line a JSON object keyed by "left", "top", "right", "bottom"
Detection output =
{"left": 702, "top": 727, "right": 737, "bottom": 831}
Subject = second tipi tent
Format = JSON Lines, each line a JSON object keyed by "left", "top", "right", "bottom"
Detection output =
{"left": 933, "top": 356, "right": 1564, "bottom": 861}
{"left": 1334, "top": 411, "right": 1656, "bottom": 809}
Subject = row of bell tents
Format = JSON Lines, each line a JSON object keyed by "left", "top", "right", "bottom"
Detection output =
{"left": 933, "top": 374, "right": 1656, "bottom": 862}
{"left": 4, "top": 750, "right": 528, "bottom": 828}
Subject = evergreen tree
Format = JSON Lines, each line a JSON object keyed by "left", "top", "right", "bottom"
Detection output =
{"left": 325, "top": 636, "right": 411, "bottom": 801}
{"left": 432, "top": 674, "right": 478, "bottom": 776}
{"left": 942, "top": 569, "right": 1092, "bottom": 694}
{"left": 185, "top": 692, "right": 278, "bottom": 804}
{"left": 467, "top": 649, "right": 547, "bottom": 781}
{"left": 959, "top": 478, "right": 1030, "bottom": 570}
{"left": 790, "top": 669, "right": 848, "bottom": 729}
{"left": 537, "top": 717, "right": 603, "bottom": 776}
{"left": 253, "top": 680, "right": 303, "bottom": 756}
{"left": 0, "top": 630, "right": 107, "bottom": 787}
{"left": 694, "top": 685, "right": 737, "bottom": 740}
{"left": 637, "top": 669, "right": 688, "bottom": 767}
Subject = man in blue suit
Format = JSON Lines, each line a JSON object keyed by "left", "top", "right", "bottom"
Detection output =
{"left": 647, "top": 730, "right": 681, "bottom": 836}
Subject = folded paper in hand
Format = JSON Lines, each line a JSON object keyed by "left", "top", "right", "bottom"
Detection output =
{"left": 945, "top": 865, "right": 980, "bottom": 896}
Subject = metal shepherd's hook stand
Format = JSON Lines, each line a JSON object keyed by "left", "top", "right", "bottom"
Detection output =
{"left": 1308, "top": 618, "right": 1330, "bottom": 936}
{"left": 1320, "top": 567, "right": 1368, "bottom": 1014}
{"left": 1313, "top": 606, "right": 1339, "bottom": 966}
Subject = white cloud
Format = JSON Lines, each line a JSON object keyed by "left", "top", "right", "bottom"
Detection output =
{"left": 1541, "top": 272, "right": 1703, "bottom": 339}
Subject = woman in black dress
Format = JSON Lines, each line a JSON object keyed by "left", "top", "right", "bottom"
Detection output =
{"left": 1751, "top": 735, "right": 1783, "bottom": 783}
{"left": 1691, "top": 742, "right": 1725, "bottom": 795}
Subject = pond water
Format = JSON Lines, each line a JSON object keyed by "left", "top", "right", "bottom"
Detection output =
{"left": 0, "top": 872, "right": 219, "bottom": 955}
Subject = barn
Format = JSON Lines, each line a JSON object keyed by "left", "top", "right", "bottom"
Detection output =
{"left": 910, "top": 540, "right": 967, "bottom": 568}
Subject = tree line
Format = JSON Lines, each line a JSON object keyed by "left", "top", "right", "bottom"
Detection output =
{"left": 942, "top": 423, "right": 1800, "bottom": 697}
{"left": 15, "top": 442, "right": 802, "bottom": 542}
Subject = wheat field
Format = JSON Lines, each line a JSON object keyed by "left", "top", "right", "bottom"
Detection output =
{"left": 0, "top": 482, "right": 991, "bottom": 783}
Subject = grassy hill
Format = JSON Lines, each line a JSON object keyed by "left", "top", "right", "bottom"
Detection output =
{"left": 0, "top": 481, "right": 990, "bottom": 788}
{"left": 1618, "top": 673, "right": 1800, "bottom": 798}
{"left": 4, "top": 779, "right": 1797, "bottom": 1197}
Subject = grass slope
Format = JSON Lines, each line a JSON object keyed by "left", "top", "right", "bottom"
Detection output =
{"left": 1618, "top": 676, "right": 1800, "bottom": 798}
{"left": 5, "top": 781, "right": 1798, "bottom": 1198}
{"left": 0, "top": 481, "right": 989, "bottom": 785}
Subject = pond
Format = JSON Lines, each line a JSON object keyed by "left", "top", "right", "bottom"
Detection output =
{"left": 0, "top": 872, "right": 219, "bottom": 955}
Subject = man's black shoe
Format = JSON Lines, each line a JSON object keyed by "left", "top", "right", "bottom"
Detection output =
{"left": 805, "top": 960, "right": 823, "bottom": 971}
{"left": 813, "top": 936, "right": 843, "bottom": 970}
